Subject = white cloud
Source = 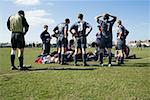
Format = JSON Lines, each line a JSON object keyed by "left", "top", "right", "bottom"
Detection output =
{"left": 15, "top": 0, "right": 40, "bottom": 5}
{"left": 25, "top": 10, "right": 55, "bottom": 26}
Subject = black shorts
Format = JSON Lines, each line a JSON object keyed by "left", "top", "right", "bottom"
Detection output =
{"left": 117, "top": 39, "right": 124, "bottom": 50}
{"left": 57, "top": 37, "right": 68, "bottom": 48}
{"left": 100, "top": 36, "right": 112, "bottom": 48}
{"left": 74, "top": 37, "right": 87, "bottom": 49}
{"left": 42, "top": 42, "right": 50, "bottom": 55}
{"left": 11, "top": 33, "right": 25, "bottom": 49}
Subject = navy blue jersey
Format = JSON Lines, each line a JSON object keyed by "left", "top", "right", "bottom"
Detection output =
{"left": 96, "top": 32, "right": 102, "bottom": 39}
{"left": 70, "top": 21, "right": 92, "bottom": 37}
{"left": 117, "top": 25, "right": 127, "bottom": 40}
{"left": 97, "top": 18, "right": 116, "bottom": 39}
{"left": 54, "top": 23, "right": 68, "bottom": 38}
{"left": 40, "top": 30, "right": 51, "bottom": 43}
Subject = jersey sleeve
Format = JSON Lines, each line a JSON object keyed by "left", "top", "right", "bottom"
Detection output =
{"left": 110, "top": 16, "right": 117, "bottom": 25}
{"left": 22, "top": 17, "right": 29, "bottom": 34}
{"left": 86, "top": 22, "right": 91, "bottom": 28}
{"left": 7, "top": 17, "right": 11, "bottom": 31}
{"left": 53, "top": 25, "right": 59, "bottom": 33}
{"left": 118, "top": 27, "right": 123, "bottom": 33}
{"left": 40, "top": 31, "right": 44, "bottom": 40}
{"left": 85, "top": 22, "right": 92, "bottom": 35}
{"left": 70, "top": 23, "right": 77, "bottom": 34}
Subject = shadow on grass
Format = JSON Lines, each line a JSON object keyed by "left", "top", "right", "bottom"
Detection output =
{"left": 91, "top": 63, "right": 150, "bottom": 67}
{"left": 27, "top": 67, "right": 97, "bottom": 71}
{"left": 125, "top": 57, "right": 142, "bottom": 59}
{"left": 126, "top": 63, "right": 150, "bottom": 67}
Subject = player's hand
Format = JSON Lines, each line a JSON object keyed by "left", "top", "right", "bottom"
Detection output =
{"left": 85, "top": 34, "right": 88, "bottom": 37}
{"left": 64, "top": 36, "right": 67, "bottom": 38}
{"left": 94, "top": 16, "right": 99, "bottom": 20}
{"left": 71, "top": 29, "right": 76, "bottom": 36}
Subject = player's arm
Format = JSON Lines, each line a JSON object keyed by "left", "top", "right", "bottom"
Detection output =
{"left": 125, "top": 28, "right": 129, "bottom": 37}
{"left": 7, "top": 17, "right": 11, "bottom": 31}
{"left": 86, "top": 22, "right": 92, "bottom": 36}
{"left": 117, "top": 27, "right": 123, "bottom": 39}
{"left": 53, "top": 26, "right": 59, "bottom": 34}
{"left": 94, "top": 15, "right": 103, "bottom": 24}
{"left": 22, "top": 17, "right": 29, "bottom": 35}
{"left": 52, "top": 26, "right": 59, "bottom": 38}
{"left": 70, "top": 24, "right": 77, "bottom": 36}
{"left": 108, "top": 14, "right": 117, "bottom": 22}
{"left": 40, "top": 31, "right": 45, "bottom": 41}
{"left": 118, "top": 32, "right": 122, "bottom": 39}
{"left": 50, "top": 35, "right": 52, "bottom": 39}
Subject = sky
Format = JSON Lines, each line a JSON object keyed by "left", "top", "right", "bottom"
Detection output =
{"left": 0, "top": 0, "right": 149, "bottom": 44}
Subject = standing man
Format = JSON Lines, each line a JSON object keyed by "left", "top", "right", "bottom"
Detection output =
{"left": 95, "top": 13, "right": 116, "bottom": 67}
{"left": 7, "top": 10, "right": 29, "bottom": 70}
{"left": 40, "top": 25, "right": 51, "bottom": 56}
{"left": 116, "top": 20, "right": 129, "bottom": 64}
{"left": 53, "top": 18, "right": 70, "bottom": 65}
{"left": 70, "top": 13, "right": 92, "bottom": 66}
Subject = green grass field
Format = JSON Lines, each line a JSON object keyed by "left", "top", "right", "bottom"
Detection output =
{"left": 0, "top": 48, "right": 150, "bottom": 100}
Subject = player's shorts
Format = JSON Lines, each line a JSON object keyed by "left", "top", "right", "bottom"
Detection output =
{"left": 117, "top": 39, "right": 124, "bottom": 50}
{"left": 42, "top": 42, "right": 50, "bottom": 55}
{"left": 74, "top": 37, "right": 87, "bottom": 48}
{"left": 11, "top": 33, "right": 25, "bottom": 49}
{"left": 100, "top": 36, "right": 112, "bottom": 48}
{"left": 57, "top": 37, "right": 68, "bottom": 48}
{"left": 96, "top": 38, "right": 101, "bottom": 47}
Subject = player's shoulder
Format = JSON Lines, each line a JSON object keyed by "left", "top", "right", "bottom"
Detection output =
{"left": 119, "top": 25, "right": 125, "bottom": 28}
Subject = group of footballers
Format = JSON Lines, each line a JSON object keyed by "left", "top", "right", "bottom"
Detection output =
{"left": 7, "top": 10, "right": 129, "bottom": 70}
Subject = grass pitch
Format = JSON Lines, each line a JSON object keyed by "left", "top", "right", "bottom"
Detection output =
{"left": 0, "top": 48, "right": 150, "bottom": 100}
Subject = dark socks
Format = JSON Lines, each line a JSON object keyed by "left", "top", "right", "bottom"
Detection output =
{"left": 58, "top": 53, "right": 61, "bottom": 64}
{"left": 82, "top": 54, "right": 87, "bottom": 64}
{"left": 61, "top": 54, "right": 64, "bottom": 64}
{"left": 121, "top": 54, "right": 124, "bottom": 64}
{"left": 100, "top": 53, "right": 103, "bottom": 64}
{"left": 18, "top": 56, "right": 23, "bottom": 68}
{"left": 74, "top": 54, "right": 77, "bottom": 65}
{"left": 108, "top": 54, "right": 112, "bottom": 64}
{"left": 10, "top": 55, "right": 15, "bottom": 67}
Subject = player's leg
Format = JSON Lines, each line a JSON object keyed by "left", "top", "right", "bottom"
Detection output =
{"left": 73, "top": 38, "right": 80, "bottom": 66}
{"left": 107, "top": 48, "right": 112, "bottom": 67}
{"left": 18, "top": 48, "right": 24, "bottom": 68}
{"left": 81, "top": 37, "right": 88, "bottom": 66}
{"left": 107, "top": 38, "right": 113, "bottom": 67}
{"left": 45, "top": 42, "right": 50, "bottom": 55}
{"left": 117, "top": 39, "right": 124, "bottom": 64}
{"left": 57, "top": 39, "right": 61, "bottom": 64}
{"left": 99, "top": 37, "right": 105, "bottom": 66}
{"left": 61, "top": 38, "right": 68, "bottom": 64}
{"left": 74, "top": 48, "right": 78, "bottom": 66}
{"left": 10, "top": 33, "right": 17, "bottom": 70}
{"left": 97, "top": 46, "right": 100, "bottom": 61}
{"left": 61, "top": 46, "right": 65, "bottom": 64}
{"left": 42, "top": 42, "right": 46, "bottom": 55}
{"left": 99, "top": 48, "right": 104, "bottom": 66}
{"left": 17, "top": 33, "right": 25, "bottom": 69}
{"left": 81, "top": 47, "right": 88, "bottom": 66}
{"left": 119, "top": 49, "right": 124, "bottom": 64}
{"left": 10, "top": 48, "right": 17, "bottom": 70}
